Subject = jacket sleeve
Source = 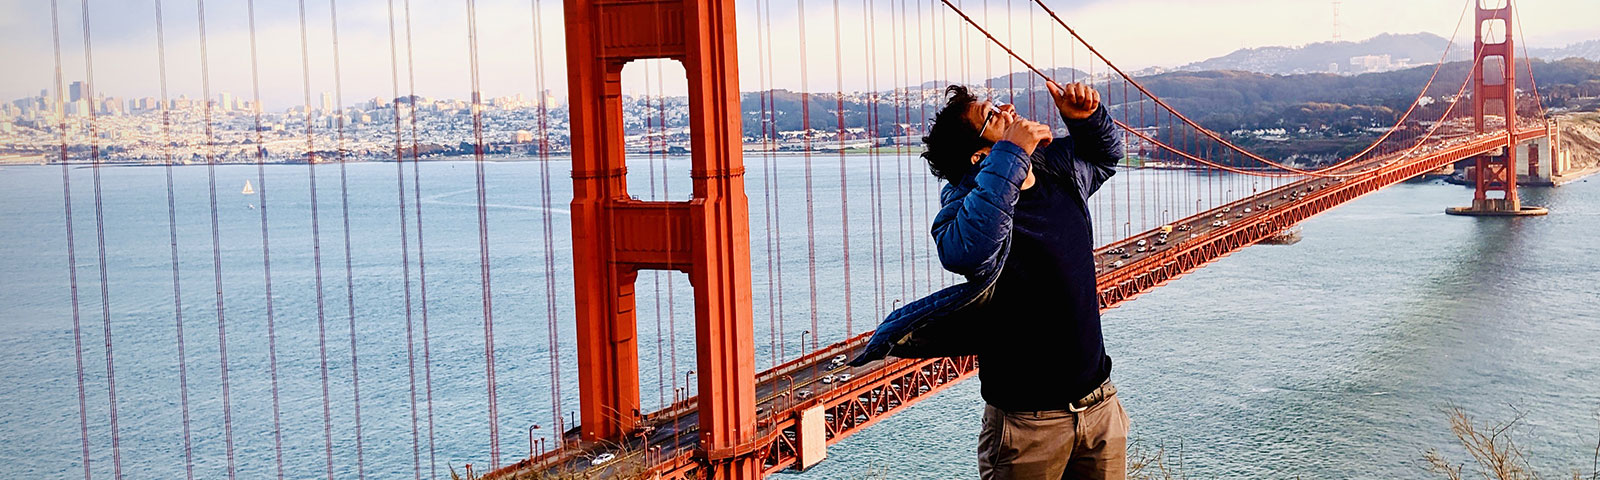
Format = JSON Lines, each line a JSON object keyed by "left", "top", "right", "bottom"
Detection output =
{"left": 930, "top": 141, "right": 1031, "bottom": 278}
{"left": 1044, "top": 106, "right": 1122, "bottom": 203}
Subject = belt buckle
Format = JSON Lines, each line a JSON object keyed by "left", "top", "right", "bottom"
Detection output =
{"left": 1068, "top": 384, "right": 1107, "bottom": 413}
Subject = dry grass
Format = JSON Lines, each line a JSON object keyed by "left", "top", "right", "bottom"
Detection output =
{"left": 1422, "top": 407, "right": 1600, "bottom": 480}
{"left": 1128, "top": 440, "right": 1190, "bottom": 480}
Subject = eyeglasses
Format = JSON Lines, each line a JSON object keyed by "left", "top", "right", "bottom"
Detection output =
{"left": 977, "top": 101, "right": 1006, "bottom": 141}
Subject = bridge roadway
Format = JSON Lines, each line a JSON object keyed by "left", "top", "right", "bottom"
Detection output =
{"left": 484, "top": 125, "right": 1547, "bottom": 479}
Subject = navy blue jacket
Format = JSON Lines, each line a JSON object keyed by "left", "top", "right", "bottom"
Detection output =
{"left": 850, "top": 107, "right": 1122, "bottom": 366}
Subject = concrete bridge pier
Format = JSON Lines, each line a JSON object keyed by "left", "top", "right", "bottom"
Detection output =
{"left": 1446, "top": 147, "right": 1549, "bottom": 217}
{"left": 1518, "top": 135, "right": 1556, "bottom": 185}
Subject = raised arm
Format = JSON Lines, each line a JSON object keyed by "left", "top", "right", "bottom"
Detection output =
{"left": 1044, "top": 81, "right": 1123, "bottom": 201}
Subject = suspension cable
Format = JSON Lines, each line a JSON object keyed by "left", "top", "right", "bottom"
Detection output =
{"left": 327, "top": 1, "right": 369, "bottom": 475}
{"left": 152, "top": 1, "right": 197, "bottom": 477}
{"left": 242, "top": 1, "right": 286, "bottom": 477}
{"left": 381, "top": 0, "right": 424, "bottom": 476}
{"left": 399, "top": 0, "right": 440, "bottom": 473}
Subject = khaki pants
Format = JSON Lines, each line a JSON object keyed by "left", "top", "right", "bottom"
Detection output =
{"left": 977, "top": 392, "right": 1129, "bottom": 480}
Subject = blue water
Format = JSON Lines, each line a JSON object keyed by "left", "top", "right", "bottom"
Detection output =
{"left": 1, "top": 157, "right": 1596, "bottom": 479}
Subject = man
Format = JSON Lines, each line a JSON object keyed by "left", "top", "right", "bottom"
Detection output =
{"left": 850, "top": 80, "right": 1126, "bottom": 479}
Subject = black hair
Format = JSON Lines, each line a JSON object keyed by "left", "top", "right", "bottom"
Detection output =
{"left": 922, "top": 85, "right": 993, "bottom": 181}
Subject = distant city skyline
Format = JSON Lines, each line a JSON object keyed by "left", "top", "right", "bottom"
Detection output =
{"left": 1, "top": 0, "right": 1597, "bottom": 110}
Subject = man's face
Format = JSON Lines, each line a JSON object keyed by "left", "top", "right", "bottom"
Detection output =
{"left": 965, "top": 99, "right": 1018, "bottom": 145}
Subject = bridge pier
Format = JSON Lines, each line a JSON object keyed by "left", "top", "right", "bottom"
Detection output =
{"left": 1446, "top": 0, "right": 1546, "bottom": 217}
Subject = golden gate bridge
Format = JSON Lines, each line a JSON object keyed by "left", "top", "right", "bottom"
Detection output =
{"left": 34, "top": 0, "right": 1569, "bottom": 478}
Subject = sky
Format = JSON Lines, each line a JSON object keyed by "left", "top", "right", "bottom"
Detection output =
{"left": 1, "top": 0, "right": 1597, "bottom": 110}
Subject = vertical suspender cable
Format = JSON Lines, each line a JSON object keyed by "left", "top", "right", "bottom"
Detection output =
{"left": 898, "top": 0, "right": 916, "bottom": 299}
{"left": 755, "top": 0, "right": 779, "bottom": 367}
{"left": 648, "top": 63, "right": 666, "bottom": 406}
{"left": 866, "top": 0, "right": 886, "bottom": 323}
{"left": 832, "top": 0, "right": 855, "bottom": 336}
{"left": 47, "top": 4, "right": 95, "bottom": 476}
{"left": 896, "top": 0, "right": 908, "bottom": 304}
{"left": 54, "top": 1, "right": 94, "bottom": 478}
{"left": 152, "top": 2, "right": 197, "bottom": 477}
{"left": 918, "top": 0, "right": 933, "bottom": 292}
{"left": 400, "top": 0, "right": 444, "bottom": 473}
{"left": 529, "top": 0, "right": 565, "bottom": 446}
{"left": 242, "top": 1, "right": 286, "bottom": 477}
{"left": 75, "top": 2, "right": 126, "bottom": 476}
{"left": 657, "top": 71, "right": 678, "bottom": 398}
{"left": 462, "top": 0, "right": 502, "bottom": 466}
{"left": 382, "top": 0, "right": 423, "bottom": 476}
{"left": 647, "top": 0, "right": 677, "bottom": 409}
{"left": 193, "top": 0, "right": 241, "bottom": 476}
{"left": 327, "top": 2, "right": 369, "bottom": 475}
{"left": 294, "top": 1, "right": 340, "bottom": 475}
{"left": 761, "top": 0, "right": 787, "bottom": 362}
{"left": 399, "top": 0, "right": 440, "bottom": 473}
{"left": 796, "top": 0, "right": 819, "bottom": 353}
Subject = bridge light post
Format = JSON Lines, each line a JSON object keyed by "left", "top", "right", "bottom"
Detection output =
{"left": 528, "top": 424, "right": 539, "bottom": 459}
{"left": 800, "top": 330, "right": 811, "bottom": 355}
{"left": 782, "top": 374, "right": 796, "bottom": 411}
{"left": 685, "top": 370, "right": 697, "bottom": 400}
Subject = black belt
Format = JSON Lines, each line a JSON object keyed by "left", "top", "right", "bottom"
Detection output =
{"left": 1067, "top": 380, "right": 1116, "bottom": 413}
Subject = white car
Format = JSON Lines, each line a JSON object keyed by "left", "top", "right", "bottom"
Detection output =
{"left": 821, "top": 374, "right": 836, "bottom": 384}
{"left": 838, "top": 373, "right": 853, "bottom": 381}
{"left": 591, "top": 453, "right": 616, "bottom": 466}
{"left": 831, "top": 354, "right": 847, "bottom": 364}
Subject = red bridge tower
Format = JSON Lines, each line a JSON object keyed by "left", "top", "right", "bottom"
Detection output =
{"left": 564, "top": 0, "right": 758, "bottom": 477}
{"left": 1448, "top": 0, "right": 1546, "bottom": 216}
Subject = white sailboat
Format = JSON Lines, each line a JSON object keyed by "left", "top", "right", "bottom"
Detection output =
{"left": 242, "top": 180, "right": 256, "bottom": 195}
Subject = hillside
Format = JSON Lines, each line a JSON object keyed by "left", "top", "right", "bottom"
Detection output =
{"left": 1177, "top": 33, "right": 1466, "bottom": 75}
{"left": 1529, "top": 39, "right": 1600, "bottom": 62}
{"left": 1141, "top": 57, "right": 1600, "bottom": 133}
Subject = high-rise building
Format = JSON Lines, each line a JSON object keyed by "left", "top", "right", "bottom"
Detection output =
{"left": 69, "top": 81, "right": 86, "bottom": 103}
{"left": 321, "top": 92, "right": 334, "bottom": 113}
{"left": 219, "top": 92, "right": 234, "bottom": 112}
{"left": 542, "top": 89, "right": 560, "bottom": 109}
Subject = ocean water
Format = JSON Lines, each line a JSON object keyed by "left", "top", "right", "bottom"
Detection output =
{"left": 1, "top": 156, "right": 1596, "bottom": 479}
